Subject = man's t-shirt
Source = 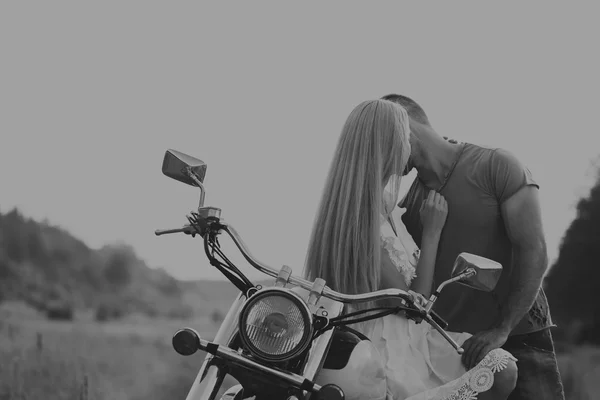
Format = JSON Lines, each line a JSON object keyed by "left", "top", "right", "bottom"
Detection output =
{"left": 400, "top": 142, "right": 554, "bottom": 336}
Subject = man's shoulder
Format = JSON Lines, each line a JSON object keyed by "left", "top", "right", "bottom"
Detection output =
{"left": 461, "top": 141, "right": 500, "bottom": 156}
{"left": 463, "top": 141, "right": 522, "bottom": 158}
{"left": 458, "top": 142, "right": 516, "bottom": 171}
{"left": 440, "top": 137, "right": 497, "bottom": 162}
{"left": 463, "top": 143, "right": 529, "bottom": 174}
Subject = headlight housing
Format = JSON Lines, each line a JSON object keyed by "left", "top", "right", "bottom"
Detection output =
{"left": 238, "top": 288, "right": 313, "bottom": 362}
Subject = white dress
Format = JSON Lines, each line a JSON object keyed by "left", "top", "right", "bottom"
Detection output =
{"left": 365, "top": 206, "right": 517, "bottom": 400}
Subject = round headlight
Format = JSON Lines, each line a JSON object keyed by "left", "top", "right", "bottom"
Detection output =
{"left": 238, "top": 288, "right": 313, "bottom": 362}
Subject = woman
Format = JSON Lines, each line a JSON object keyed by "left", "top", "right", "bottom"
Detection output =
{"left": 304, "top": 99, "right": 518, "bottom": 400}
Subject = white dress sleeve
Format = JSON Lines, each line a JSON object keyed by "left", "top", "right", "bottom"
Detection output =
{"left": 380, "top": 207, "right": 420, "bottom": 287}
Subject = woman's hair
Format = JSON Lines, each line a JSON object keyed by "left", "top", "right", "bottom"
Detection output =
{"left": 303, "top": 99, "right": 411, "bottom": 312}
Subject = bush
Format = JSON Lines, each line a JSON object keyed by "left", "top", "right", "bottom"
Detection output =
{"left": 167, "top": 305, "right": 193, "bottom": 320}
{"left": 546, "top": 166, "right": 600, "bottom": 346}
{"left": 157, "top": 276, "right": 182, "bottom": 297}
{"left": 95, "top": 303, "right": 125, "bottom": 322}
{"left": 211, "top": 309, "right": 224, "bottom": 325}
{"left": 103, "top": 250, "right": 132, "bottom": 288}
{"left": 0, "top": 256, "right": 15, "bottom": 279}
{"left": 46, "top": 303, "right": 74, "bottom": 321}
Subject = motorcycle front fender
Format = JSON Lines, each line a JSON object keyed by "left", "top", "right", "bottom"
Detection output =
{"left": 218, "top": 384, "right": 245, "bottom": 400}
{"left": 187, "top": 364, "right": 228, "bottom": 400}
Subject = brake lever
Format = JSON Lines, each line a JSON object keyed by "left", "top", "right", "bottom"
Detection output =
{"left": 423, "top": 314, "right": 464, "bottom": 354}
{"left": 403, "top": 292, "right": 449, "bottom": 330}
{"left": 403, "top": 308, "right": 424, "bottom": 324}
{"left": 402, "top": 291, "right": 426, "bottom": 323}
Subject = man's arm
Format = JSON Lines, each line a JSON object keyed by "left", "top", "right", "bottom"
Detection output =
{"left": 462, "top": 148, "right": 548, "bottom": 368}
{"left": 495, "top": 185, "right": 548, "bottom": 333}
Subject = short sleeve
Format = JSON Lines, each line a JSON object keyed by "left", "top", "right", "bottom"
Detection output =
{"left": 489, "top": 148, "right": 539, "bottom": 204}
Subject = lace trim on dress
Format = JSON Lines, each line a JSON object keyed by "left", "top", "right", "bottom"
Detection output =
{"left": 432, "top": 349, "right": 518, "bottom": 400}
{"left": 380, "top": 234, "right": 417, "bottom": 287}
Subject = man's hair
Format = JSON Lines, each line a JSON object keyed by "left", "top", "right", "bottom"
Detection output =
{"left": 381, "top": 93, "right": 430, "bottom": 125}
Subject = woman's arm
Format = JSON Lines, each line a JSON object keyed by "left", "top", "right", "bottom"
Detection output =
{"left": 408, "top": 191, "right": 448, "bottom": 297}
{"left": 409, "top": 232, "right": 441, "bottom": 297}
{"left": 379, "top": 247, "right": 410, "bottom": 308}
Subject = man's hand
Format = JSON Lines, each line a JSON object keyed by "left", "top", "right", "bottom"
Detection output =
{"left": 461, "top": 328, "right": 509, "bottom": 369}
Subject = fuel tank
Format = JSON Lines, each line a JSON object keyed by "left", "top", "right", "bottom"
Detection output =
{"left": 315, "top": 327, "right": 388, "bottom": 400}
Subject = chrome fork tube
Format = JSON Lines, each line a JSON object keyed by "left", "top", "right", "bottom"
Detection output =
{"left": 300, "top": 301, "right": 344, "bottom": 398}
{"left": 185, "top": 292, "right": 247, "bottom": 400}
{"left": 301, "top": 329, "right": 335, "bottom": 378}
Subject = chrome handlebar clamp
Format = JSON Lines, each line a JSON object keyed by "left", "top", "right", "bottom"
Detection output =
{"left": 307, "top": 278, "right": 326, "bottom": 313}
{"left": 275, "top": 265, "right": 293, "bottom": 288}
{"left": 197, "top": 206, "right": 221, "bottom": 220}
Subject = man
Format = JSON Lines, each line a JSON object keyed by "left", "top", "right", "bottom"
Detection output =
{"left": 382, "top": 93, "right": 565, "bottom": 400}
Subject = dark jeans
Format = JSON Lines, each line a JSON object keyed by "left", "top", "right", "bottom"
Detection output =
{"left": 502, "top": 328, "right": 565, "bottom": 400}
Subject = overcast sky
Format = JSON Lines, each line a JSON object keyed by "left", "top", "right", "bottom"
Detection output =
{"left": 1, "top": 2, "right": 599, "bottom": 281}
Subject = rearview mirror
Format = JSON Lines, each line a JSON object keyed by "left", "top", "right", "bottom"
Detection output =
{"left": 162, "top": 149, "right": 208, "bottom": 208}
{"left": 451, "top": 253, "right": 502, "bottom": 292}
{"left": 162, "top": 149, "right": 207, "bottom": 187}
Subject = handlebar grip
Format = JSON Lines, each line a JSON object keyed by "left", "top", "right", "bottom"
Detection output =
{"left": 155, "top": 225, "right": 200, "bottom": 237}
{"left": 430, "top": 310, "right": 449, "bottom": 330}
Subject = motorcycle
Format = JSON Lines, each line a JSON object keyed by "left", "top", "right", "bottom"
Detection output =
{"left": 155, "top": 149, "right": 504, "bottom": 400}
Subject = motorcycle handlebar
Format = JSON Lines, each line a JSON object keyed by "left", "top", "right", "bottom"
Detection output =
{"left": 223, "top": 222, "right": 464, "bottom": 352}
{"left": 222, "top": 224, "right": 415, "bottom": 305}
{"left": 430, "top": 310, "right": 449, "bottom": 330}
{"left": 157, "top": 217, "right": 463, "bottom": 352}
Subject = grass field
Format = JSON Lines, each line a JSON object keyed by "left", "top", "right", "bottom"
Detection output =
{"left": 1, "top": 301, "right": 599, "bottom": 400}
{"left": 0, "top": 301, "right": 237, "bottom": 400}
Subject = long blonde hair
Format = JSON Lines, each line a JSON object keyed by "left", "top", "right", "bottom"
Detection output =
{"left": 304, "top": 99, "right": 411, "bottom": 312}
